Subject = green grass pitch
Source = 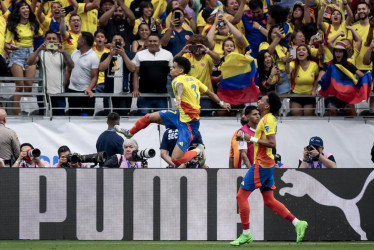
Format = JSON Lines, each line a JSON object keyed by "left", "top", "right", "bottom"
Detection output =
{"left": 0, "top": 241, "right": 373, "bottom": 250}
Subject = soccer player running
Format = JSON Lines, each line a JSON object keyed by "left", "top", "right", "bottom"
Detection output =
{"left": 115, "top": 56, "right": 231, "bottom": 165}
{"left": 231, "top": 93, "right": 308, "bottom": 246}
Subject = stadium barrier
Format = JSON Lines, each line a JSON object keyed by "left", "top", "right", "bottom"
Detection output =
{"left": 0, "top": 168, "right": 372, "bottom": 241}
{"left": 1, "top": 77, "right": 373, "bottom": 117}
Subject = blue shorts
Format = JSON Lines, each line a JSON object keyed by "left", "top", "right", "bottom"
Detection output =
{"left": 9, "top": 47, "right": 33, "bottom": 70}
{"left": 158, "top": 110, "right": 200, "bottom": 152}
{"left": 240, "top": 164, "right": 276, "bottom": 192}
{"left": 276, "top": 71, "right": 291, "bottom": 94}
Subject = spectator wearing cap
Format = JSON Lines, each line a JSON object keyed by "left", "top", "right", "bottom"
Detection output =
{"left": 298, "top": 136, "right": 337, "bottom": 169}
{"left": 290, "top": 1, "right": 312, "bottom": 31}
{"left": 99, "top": 0, "right": 114, "bottom": 18}
{"left": 196, "top": 0, "right": 224, "bottom": 34}
{"left": 317, "top": 0, "right": 354, "bottom": 64}
{"left": 200, "top": 7, "right": 219, "bottom": 35}
{"left": 318, "top": 41, "right": 364, "bottom": 116}
{"left": 98, "top": 0, "right": 135, "bottom": 49}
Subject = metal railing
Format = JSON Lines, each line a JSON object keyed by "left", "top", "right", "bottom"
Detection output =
{"left": 1, "top": 77, "right": 374, "bottom": 118}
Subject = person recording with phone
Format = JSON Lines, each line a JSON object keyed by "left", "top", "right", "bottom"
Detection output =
{"left": 12, "top": 143, "right": 49, "bottom": 168}
{"left": 98, "top": 34, "right": 135, "bottom": 115}
{"left": 27, "top": 31, "right": 74, "bottom": 116}
{"left": 160, "top": 8, "right": 194, "bottom": 56}
{"left": 298, "top": 136, "right": 337, "bottom": 169}
{"left": 104, "top": 139, "right": 152, "bottom": 168}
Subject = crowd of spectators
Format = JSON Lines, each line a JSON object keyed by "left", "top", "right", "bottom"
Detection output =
{"left": 0, "top": 0, "right": 374, "bottom": 116}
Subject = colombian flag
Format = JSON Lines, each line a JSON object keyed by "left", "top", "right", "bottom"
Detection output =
{"left": 217, "top": 52, "right": 260, "bottom": 105}
{"left": 319, "top": 64, "right": 372, "bottom": 104}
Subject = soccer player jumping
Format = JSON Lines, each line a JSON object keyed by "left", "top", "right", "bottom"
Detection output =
{"left": 231, "top": 93, "right": 308, "bottom": 246}
{"left": 115, "top": 57, "right": 231, "bottom": 166}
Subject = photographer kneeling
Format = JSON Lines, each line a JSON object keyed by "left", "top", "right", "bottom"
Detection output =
{"left": 104, "top": 139, "right": 152, "bottom": 168}
{"left": 12, "top": 143, "right": 49, "bottom": 168}
{"left": 53, "top": 146, "right": 87, "bottom": 168}
{"left": 298, "top": 136, "right": 337, "bottom": 169}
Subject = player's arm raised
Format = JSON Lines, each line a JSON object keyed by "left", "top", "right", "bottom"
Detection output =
{"left": 204, "top": 89, "right": 231, "bottom": 111}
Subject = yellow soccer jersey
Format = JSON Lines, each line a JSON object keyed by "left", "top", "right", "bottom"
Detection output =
{"left": 322, "top": 22, "right": 352, "bottom": 63}
{"left": 93, "top": 46, "right": 110, "bottom": 84}
{"left": 5, "top": 23, "right": 43, "bottom": 47}
{"left": 183, "top": 53, "right": 214, "bottom": 91}
{"left": 352, "top": 22, "right": 372, "bottom": 71}
{"left": 259, "top": 42, "right": 287, "bottom": 71}
{"left": 77, "top": 3, "right": 98, "bottom": 36}
{"left": 172, "top": 74, "right": 208, "bottom": 123}
{"left": 253, "top": 113, "right": 277, "bottom": 168}
{"left": 62, "top": 31, "right": 81, "bottom": 55}
{"left": 290, "top": 61, "right": 319, "bottom": 94}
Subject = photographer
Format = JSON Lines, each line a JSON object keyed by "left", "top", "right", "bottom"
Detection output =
{"left": 298, "top": 136, "right": 337, "bottom": 169}
{"left": 177, "top": 143, "right": 208, "bottom": 169}
{"left": 53, "top": 146, "right": 87, "bottom": 168}
{"left": 12, "top": 143, "right": 49, "bottom": 168}
{"left": 104, "top": 139, "right": 149, "bottom": 168}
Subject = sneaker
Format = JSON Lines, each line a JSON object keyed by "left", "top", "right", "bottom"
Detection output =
{"left": 295, "top": 220, "right": 308, "bottom": 243}
{"left": 230, "top": 233, "right": 253, "bottom": 246}
{"left": 114, "top": 125, "right": 133, "bottom": 139}
{"left": 196, "top": 144, "right": 205, "bottom": 158}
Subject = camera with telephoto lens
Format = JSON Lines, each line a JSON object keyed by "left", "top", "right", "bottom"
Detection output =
{"left": 306, "top": 145, "right": 314, "bottom": 151}
{"left": 25, "top": 149, "right": 41, "bottom": 161}
{"left": 132, "top": 149, "right": 156, "bottom": 162}
{"left": 68, "top": 152, "right": 107, "bottom": 166}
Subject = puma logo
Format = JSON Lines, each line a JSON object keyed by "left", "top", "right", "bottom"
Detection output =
{"left": 279, "top": 169, "right": 374, "bottom": 240}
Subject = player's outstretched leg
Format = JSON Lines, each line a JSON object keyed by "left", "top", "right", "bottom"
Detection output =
{"left": 230, "top": 233, "right": 253, "bottom": 246}
{"left": 295, "top": 220, "right": 308, "bottom": 243}
{"left": 261, "top": 191, "right": 308, "bottom": 243}
{"left": 115, "top": 112, "right": 164, "bottom": 138}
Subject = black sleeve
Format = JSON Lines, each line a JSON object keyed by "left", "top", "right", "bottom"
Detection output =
{"left": 347, "top": 63, "right": 358, "bottom": 75}
{"left": 327, "top": 154, "right": 336, "bottom": 163}
{"left": 100, "top": 52, "right": 109, "bottom": 63}
{"left": 104, "top": 154, "right": 120, "bottom": 168}
{"left": 322, "top": 63, "right": 328, "bottom": 72}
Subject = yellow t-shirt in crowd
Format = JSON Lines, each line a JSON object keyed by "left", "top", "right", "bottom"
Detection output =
{"left": 253, "top": 113, "right": 277, "bottom": 168}
{"left": 183, "top": 53, "right": 214, "bottom": 91}
{"left": 289, "top": 61, "right": 319, "bottom": 94}
{"left": 0, "top": 14, "right": 6, "bottom": 54}
{"left": 212, "top": 34, "right": 249, "bottom": 57}
{"left": 322, "top": 22, "right": 352, "bottom": 63}
{"left": 5, "top": 22, "right": 43, "bottom": 47}
{"left": 224, "top": 12, "right": 245, "bottom": 35}
{"left": 62, "top": 31, "right": 81, "bottom": 55}
{"left": 259, "top": 42, "right": 288, "bottom": 71}
{"left": 171, "top": 74, "right": 208, "bottom": 122}
{"left": 93, "top": 46, "right": 111, "bottom": 84}
{"left": 77, "top": 3, "right": 98, "bottom": 36}
{"left": 352, "top": 22, "right": 372, "bottom": 71}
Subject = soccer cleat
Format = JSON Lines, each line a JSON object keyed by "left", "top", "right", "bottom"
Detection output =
{"left": 114, "top": 125, "right": 133, "bottom": 139}
{"left": 196, "top": 144, "right": 205, "bottom": 158}
{"left": 295, "top": 220, "right": 308, "bottom": 243}
{"left": 230, "top": 233, "right": 253, "bottom": 246}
